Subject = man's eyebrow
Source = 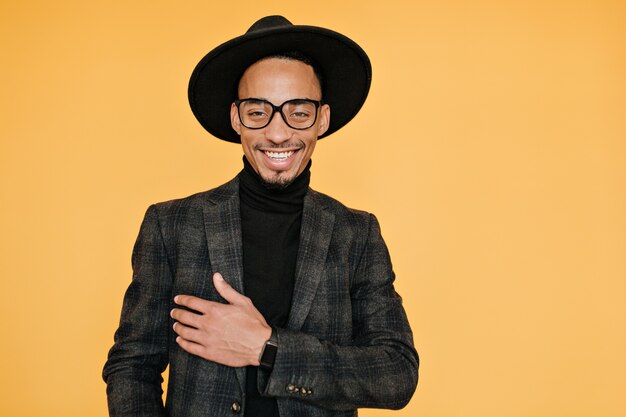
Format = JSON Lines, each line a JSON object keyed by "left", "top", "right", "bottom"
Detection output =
{"left": 239, "top": 98, "right": 268, "bottom": 103}
{"left": 288, "top": 98, "right": 320, "bottom": 103}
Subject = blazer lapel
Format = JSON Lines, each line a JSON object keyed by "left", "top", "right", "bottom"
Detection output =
{"left": 287, "top": 189, "right": 335, "bottom": 331}
{"left": 202, "top": 178, "right": 245, "bottom": 295}
{"left": 201, "top": 178, "right": 246, "bottom": 393}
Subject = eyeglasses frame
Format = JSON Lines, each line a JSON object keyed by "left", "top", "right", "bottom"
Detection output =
{"left": 234, "top": 98, "right": 323, "bottom": 130}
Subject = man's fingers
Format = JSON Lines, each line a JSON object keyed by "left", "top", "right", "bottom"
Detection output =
{"left": 213, "top": 273, "right": 249, "bottom": 306}
{"left": 173, "top": 294, "right": 212, "bottom": 312}
{"left": 175, "top": 336, "right": 205, "bottom": 357}
{"left": 170, "top": 307, "right": 201, "bottom": 328}
{"left": 172, "top": 322, "right": 201, "bottom": 342}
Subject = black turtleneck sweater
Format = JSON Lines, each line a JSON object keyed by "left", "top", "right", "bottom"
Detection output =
{"left": 238, "top": 157, "right": 310, "bottom": 417}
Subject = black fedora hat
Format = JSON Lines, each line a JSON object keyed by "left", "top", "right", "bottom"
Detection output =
{"left": 188, "top": 15, "right": 372, "bottom": 143}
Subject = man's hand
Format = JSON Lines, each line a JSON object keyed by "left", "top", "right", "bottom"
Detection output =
{"left": 171, "top": 272, "right": 271, "bottom": 367}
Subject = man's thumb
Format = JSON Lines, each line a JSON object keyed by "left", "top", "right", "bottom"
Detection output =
{"left": 213, "top": 272, "right": 243, "bottom": 304}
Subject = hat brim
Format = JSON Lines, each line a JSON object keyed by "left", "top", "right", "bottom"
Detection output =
{"left": 188, "top": 24, "right": 372, "bottom": 143}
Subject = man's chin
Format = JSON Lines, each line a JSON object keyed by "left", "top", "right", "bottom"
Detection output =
{"left": 260, "top": 172, "right": 297, "bottom": 190}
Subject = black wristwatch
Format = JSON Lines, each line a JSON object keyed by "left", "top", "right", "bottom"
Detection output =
{"left": 259, "top": 328, "right": 278, "bottom": 371}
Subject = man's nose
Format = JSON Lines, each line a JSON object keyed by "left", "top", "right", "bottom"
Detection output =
{"left": 264, "top": 111, "right": 291, "bottom": 143}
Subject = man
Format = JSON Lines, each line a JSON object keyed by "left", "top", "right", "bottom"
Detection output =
{"left": 103, "top": 15, "right": 418, "bottom": 417}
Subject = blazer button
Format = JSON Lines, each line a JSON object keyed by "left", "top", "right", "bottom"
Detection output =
{"left": 286, "top": 383, "right": 297, "bottom": 393}
{"left": 231, "top": 402, "right": 241, "bottom": 414}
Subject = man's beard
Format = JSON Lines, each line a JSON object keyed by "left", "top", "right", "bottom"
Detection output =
{"left": 259, "top": 172, "right": 296, "bottom": 190}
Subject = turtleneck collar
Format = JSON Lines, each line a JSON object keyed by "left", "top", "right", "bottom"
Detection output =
{"left": 238, "top": 156, "right": 311, "bottom": 214}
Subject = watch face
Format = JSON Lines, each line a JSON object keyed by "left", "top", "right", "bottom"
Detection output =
{"left": 260, "top": 341, "right": 278, "bottom": 370}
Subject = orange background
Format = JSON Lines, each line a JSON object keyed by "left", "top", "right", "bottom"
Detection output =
{"left": 1, "top": 1, "right": 625, "bottom": 416}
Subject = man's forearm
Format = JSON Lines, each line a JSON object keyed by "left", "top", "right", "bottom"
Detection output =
{"left": 258, "top": 325, "right": 418, "bottom": 411}
{"left": 103, "top": 204, "right": 172, "bottom": 417}
{"left": 104, "top": 367, "right": 168, "bottom": 417}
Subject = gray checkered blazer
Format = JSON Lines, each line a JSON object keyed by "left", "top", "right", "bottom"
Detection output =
{"left": 103, "top": 177, "right": 418, "bottom": 417}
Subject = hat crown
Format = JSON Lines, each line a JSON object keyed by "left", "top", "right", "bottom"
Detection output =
{"left": 246, "top": 15, "right": 293, "bottom": 34}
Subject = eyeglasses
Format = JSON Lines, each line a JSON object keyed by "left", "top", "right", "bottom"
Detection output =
{"left": 235, "top": 98, "right": 322, "bottom": 130}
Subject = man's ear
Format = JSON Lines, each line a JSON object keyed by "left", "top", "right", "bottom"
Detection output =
{"left": 317, "top": 104, "right": 331, "bottom": 137}
{"left": 230, "top": 103, "right": 242, "bottom": 135}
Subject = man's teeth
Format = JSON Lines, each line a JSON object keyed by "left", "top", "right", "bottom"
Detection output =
{"left": 264, "top": 150, "right": 295, "bottom": 160}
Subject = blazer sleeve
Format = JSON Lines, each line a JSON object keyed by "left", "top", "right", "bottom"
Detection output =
{"left": 260, "top": 213, "right": 419, "bottom": 411}
{"left": 102, "top": 205, "right": 171, "bottom": 417}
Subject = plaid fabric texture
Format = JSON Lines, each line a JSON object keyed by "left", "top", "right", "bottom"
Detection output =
{"left": 103, "top": 178, "right": 418, "bottom": 417}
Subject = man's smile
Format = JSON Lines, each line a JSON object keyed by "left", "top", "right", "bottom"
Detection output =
{"left": 263, "top": 150, "right": 296, "bottom": 160}
{"left": 258, "top": 147, "right": 302, "bottom": 171}
{"left": 253, "top": 142, "right": 305, "bottom": 173}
